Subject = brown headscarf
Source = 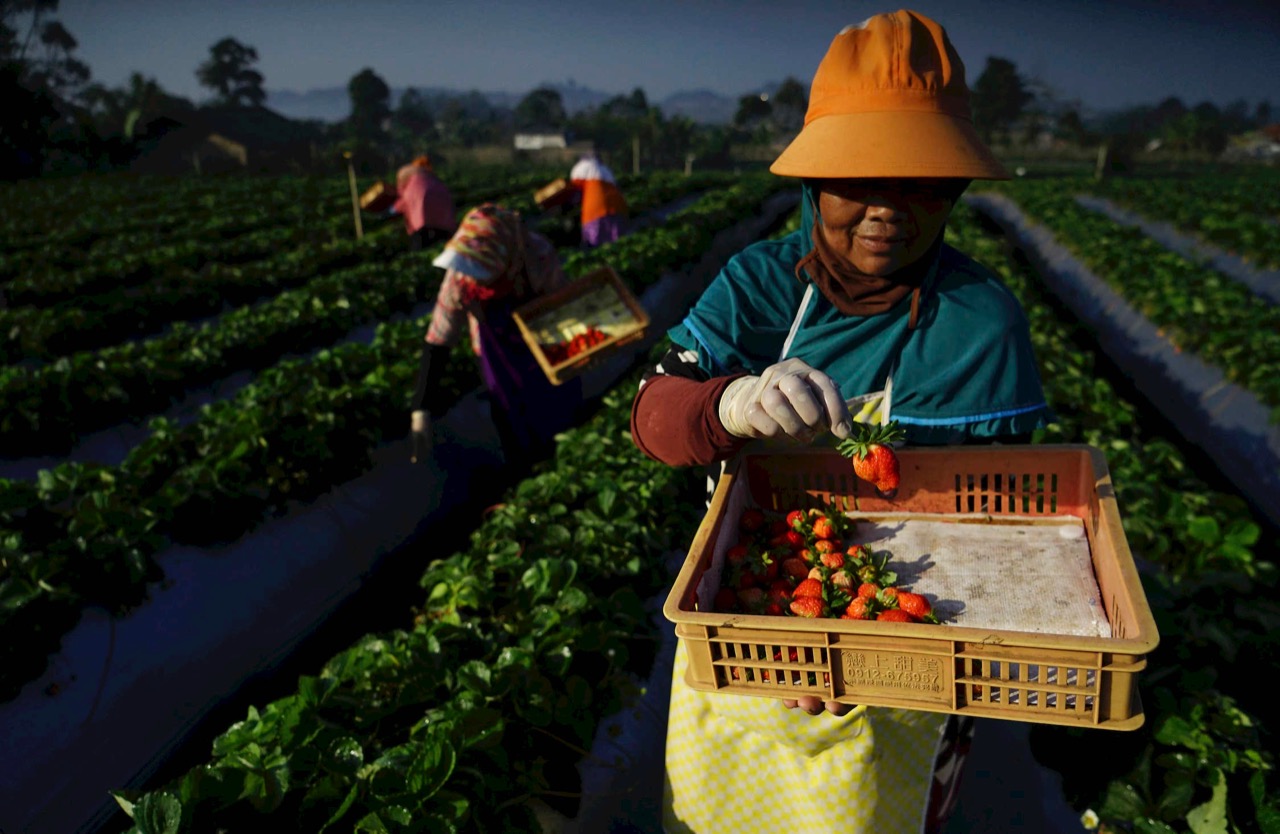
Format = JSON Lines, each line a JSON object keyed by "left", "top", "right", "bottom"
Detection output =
{"left": 795, "top": 218, "right": 944, "bottom": 329}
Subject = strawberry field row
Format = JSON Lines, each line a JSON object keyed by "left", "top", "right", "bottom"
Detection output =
{"left": 0, "top": 173, "right": 784, "bottom": 703}
{"left": 111, "top": 343, "right": 708, "bottom": 833}
{"left": 0, "top": 173, "right": 554, "bottom": 362}
{"left": 0, "top": 173, "right": 734, "bottom": 457}
{"left": 978, "top": 179, "right": 1280, "bottom": 423}
{"left": 950, "top": 201, "right": 1279, "bottom": 833}
{"left": 1079, "top": 172, "right": 1280, "bottom": 270}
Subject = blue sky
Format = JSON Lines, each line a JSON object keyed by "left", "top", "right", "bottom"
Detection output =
{"left": 54, "top": 0, "right": 1280, "bottom": 114}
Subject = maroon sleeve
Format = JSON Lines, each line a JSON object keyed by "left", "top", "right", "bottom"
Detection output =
{"left": 630, "top": 373, "right": 751, "bottom": 467}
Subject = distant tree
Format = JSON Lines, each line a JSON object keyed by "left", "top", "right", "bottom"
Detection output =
{"left": 196, "top": 37, "right": 265, "bottom": 106}
{"left": 1, "top": 0, "right": 95, "bottom": 177}
{"left": 388, "top": 87, "right": 435, "bottom": 160}
{"left": 771, "top": 77, "right": 807, "bottom": 132}
{"left": 733, "top": 92, "right": 771, "bottom": 129}
{"left": 514, "top": 86, "right": 566, "bottom": 131}
{"left": 1256, "top": 100, "right": 1273, "bottom": 127}
{"left": 970, "top": 57, "right": 1032, "bottom": 144}
{"left": 1161, "top": 102, "right": 1228, "bottom": 154}
{"left": 2, "top": 0, "right": 90, "bottom": 98}
{"left": 1054, "top": 108, "right": 1090, "bottom": 146}
{"left": 347, "top": 67, "right": 391, "bottom": 146}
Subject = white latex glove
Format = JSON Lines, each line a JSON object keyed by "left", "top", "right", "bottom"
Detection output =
{"left": 717, "top": 358, "right": 852, "bottom": 442}
{"left": 409, "top": 410, "right": 432, "bottom": 463}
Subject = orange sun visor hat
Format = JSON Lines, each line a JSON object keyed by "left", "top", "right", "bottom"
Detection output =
{"left": 770, "top": 9, "right": 1009, "bottom": 180}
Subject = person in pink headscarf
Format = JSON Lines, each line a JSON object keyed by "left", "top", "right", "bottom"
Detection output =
{"left": 390, "top": 154, "right": 457, "bottom": 250}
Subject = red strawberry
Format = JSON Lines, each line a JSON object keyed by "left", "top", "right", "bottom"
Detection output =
{"left": 878, "top": 586, "right": 901, "bottom": 607}
{"left": 764, "top": 602, "right": 785, "bottom": 616}
{"left": 812, "top": 516, "right": 835, "bottom": 539}
{"left": 786, "top": 509, "right": 807, "bottom": 529}
{"left": 781, "top": 557, "right": 810, "bottom": 580}
{"left": 790, "top": 596, "right": 825, "bottom": 618}
{"left": 837, "top": 421, "right": 906, "bottom": 499}
{"left": 856, "top": 582, "right": 880, "bottom": 601}
{"left": 820, "top": 550, "right": 845, "bottom": 570}
{"left": 843, "top": 597, "right": 873, "bottom": 620}
{"left": 739, "top": 508, "right": 766, "bottom": 533}
{"left": 846, "top": 543, "right": 873, "bottom": 560}
{"left": 792, "top": 577, "right": 824, "bottom": 599}
{"left": 726, "top": 543, "right": 751, "bottom": 567}
{"left": 769, "top": 519, "right": 789, "bottom": 536}
{"left": 898, "top": 592, "right": 940, "bottom": 624}
{"left": 767, "top": 586, "right": 792, "bottom": 606}
{"left": 736, "top": 587, "right": 767, "bottom": 613}
{"left": 714, "top": 588, "right": 738, "bottom": 611}
{"left": 830, "top": 571, "right": 854, "bottom": 589}
{"left": 876, "top": 608, "right": 918, "bottom": 623}
{"left": 813, "top": 538, "right": 838, "bottom": 555}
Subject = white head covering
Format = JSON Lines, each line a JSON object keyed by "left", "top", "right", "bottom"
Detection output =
{"left": 431, "top": 247, "right": 494, "bottom": 281}
{"left": 569, "top": 155, "right": 616, "bottom": 184}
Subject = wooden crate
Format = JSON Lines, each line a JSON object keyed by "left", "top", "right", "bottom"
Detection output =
{"left": 663, "top": 445, "right": 1160, "bottom": 730}
{"left": 534, "top": 178, "right": 572, "bottom": 208}
{"left": 512, "top": 265, "right": 650, "bottom": 385}
{"left": 360, "top": 181, "right": 396, "bottom": 212}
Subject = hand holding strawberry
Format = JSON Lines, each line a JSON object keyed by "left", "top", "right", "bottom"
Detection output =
{"left": 837, "top": 420, "right": 906, "bottom": 499}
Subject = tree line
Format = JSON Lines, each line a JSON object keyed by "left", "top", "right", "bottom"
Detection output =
{"left": 2, "top": 0, "right": 1275, "bottom": 180}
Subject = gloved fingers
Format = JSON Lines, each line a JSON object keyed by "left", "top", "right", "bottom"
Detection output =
{"left": 799, "top": 369, "right": 853, "bottom": 438}
{"left": 756, "top": 384, "right": 818, "bottom": 441}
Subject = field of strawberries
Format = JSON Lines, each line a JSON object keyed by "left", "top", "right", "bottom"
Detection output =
{"left": 2, "top": 163, "right": 1279, "bottom": 834}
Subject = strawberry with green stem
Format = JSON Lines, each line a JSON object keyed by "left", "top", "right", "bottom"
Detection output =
{"left": 837, "top": 420, "right": 906, "bottom": 499}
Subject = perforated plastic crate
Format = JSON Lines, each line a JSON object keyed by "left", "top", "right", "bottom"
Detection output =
{"left": 663, "top": 445, "right": 1159, "bottom": 730}
{"left": 512, "top": 265, "right": 649, "bottom": 385}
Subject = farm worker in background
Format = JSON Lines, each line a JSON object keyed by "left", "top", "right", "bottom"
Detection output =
{"left": 409, "top": 203, "right": 584, "bottom": 465}
{"left": 629, "top": 10, "right": 1052, "bottom": 834}
{"left": 391, "top": 154, "right": 456, "bottom": 250}
{"left": 568, "top": 152, "right": 628, "bottom": 248}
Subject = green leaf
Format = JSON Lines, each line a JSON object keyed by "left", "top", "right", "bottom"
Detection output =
{"left": 132, "top": 791, "right": 184, "bottom": 834}
{"left": 1185, "top": 770, "right": 1229, "bottom": 834}
{"left": 1186, "top": 516, "right": 1220, "bottom": 545}
{"left": 326, "top": 736, "right": 364, "bottom": 776}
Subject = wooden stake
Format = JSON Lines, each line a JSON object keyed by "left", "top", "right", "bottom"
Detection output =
{"left": 344, "top": 151, "right": 364, "bottom": 240}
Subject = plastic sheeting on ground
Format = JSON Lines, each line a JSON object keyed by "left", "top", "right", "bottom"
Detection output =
{"left": 1074, "top": 194, "right": 1280, "bottom": 305}
{"left": 966, "top": 191, "right": 1280, "bottom": 530}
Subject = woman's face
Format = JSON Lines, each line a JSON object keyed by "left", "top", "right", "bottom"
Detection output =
{"left": 815, "top": 179, "right": 961, "bottom": 276}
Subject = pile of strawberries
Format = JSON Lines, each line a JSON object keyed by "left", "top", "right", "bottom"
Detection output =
{"left": 541, "top": 325, "right": 609, "bottom": 365}
{"left": 712, "top": 505, "right": 940, "bottom": 624}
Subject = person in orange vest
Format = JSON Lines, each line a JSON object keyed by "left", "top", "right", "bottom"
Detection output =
{"left": 568, "top": 152, "right": 627, "bottom": 248}
{"left": 390, "top": 154, "right": 456, "bottom": 250}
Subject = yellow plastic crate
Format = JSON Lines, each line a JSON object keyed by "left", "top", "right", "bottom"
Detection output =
{"left": 663, "top": 445, "right": 1160, "bottom": 730}
{"left": 512, "top": 265, "right": 649, "bottom": 385}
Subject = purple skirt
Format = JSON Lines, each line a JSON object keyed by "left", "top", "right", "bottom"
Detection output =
{"left": 477, "top": 299, "right": 584, "bottom": 454}
{"left": 582, "top": 214, "right": 625, "bottom": 248}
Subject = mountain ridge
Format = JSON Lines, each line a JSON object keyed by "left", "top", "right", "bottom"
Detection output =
{"left": 265, "top": 79, "right": 785, "bottom": 125}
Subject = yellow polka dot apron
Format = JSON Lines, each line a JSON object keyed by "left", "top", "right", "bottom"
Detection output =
{"left": 663, "top": 284, "right": 972, "bottom": 834}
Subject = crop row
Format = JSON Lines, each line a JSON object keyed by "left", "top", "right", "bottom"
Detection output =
{"left": 0, "top": 172, "right": 556, "bottom": 360}
{"left": 0, "top": 173, "right": 735, "bottom": 456}
{"left": 979, "top": 179, "right": 1280, "bottom": 422}
{"left": 1079, "top": 172, "right": 1280, "bottom": 270}
{"left": 114, "top": 194, "right": 1280, "bottom": 832}
{"left": 950, "top": 201, "right": 1279, "bottom": 833}
{"left": 0, "top": 173, "right": 784, "bottom": 702}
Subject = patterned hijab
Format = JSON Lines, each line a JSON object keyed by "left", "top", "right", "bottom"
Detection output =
{"left": 441, "top": 203, "right": 554, "bottom": 299}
